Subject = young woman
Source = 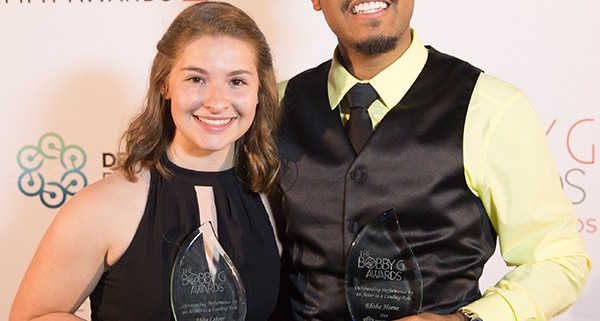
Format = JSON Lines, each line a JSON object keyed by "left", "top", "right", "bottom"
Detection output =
{"left": 9, "top": 2, "right": 282, "bottom": 320}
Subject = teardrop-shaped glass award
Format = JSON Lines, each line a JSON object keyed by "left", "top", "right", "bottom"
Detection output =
{"left": 345, "top": 208, "right": 423, "bottom": 321}
{"left": 171, "top": 222, "right": 246, "bottom": 321}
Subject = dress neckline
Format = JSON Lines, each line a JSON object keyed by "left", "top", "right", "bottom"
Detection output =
{"left": 161, "top": 153, "right": 236, "bottom": 186}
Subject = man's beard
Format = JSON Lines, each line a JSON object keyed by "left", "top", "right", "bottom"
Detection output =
{"left": 354, "top": 36, "right": 399, "bottom": 56}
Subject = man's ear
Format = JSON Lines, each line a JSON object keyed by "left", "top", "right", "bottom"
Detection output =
{"left": 311, "top": 0, "right": 322, "bottom": 11}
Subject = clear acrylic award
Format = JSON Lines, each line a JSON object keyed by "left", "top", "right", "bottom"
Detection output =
{"left": 345, "top": 208, "right": 423, "bottom": 321}
{"left": 171, "top": 222, "right": 246, "bottom": 321}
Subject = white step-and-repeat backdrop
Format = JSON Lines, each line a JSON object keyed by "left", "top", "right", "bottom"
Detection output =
{"left": 1, "top": 0, "right": 597, "bottom": 320}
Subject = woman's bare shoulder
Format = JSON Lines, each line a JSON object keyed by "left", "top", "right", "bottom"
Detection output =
{"left": 58, "top": 169, "right": 150, "bottom": 225}
{"left": 55, "top": 169, "right": 152, "bottom": 265}
{"left": 73, "top": 170, "right": 148, "bottom": 201}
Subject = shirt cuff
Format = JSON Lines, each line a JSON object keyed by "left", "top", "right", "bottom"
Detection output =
{"left": 463, "top": 290, "right": 516, "bottom": 321}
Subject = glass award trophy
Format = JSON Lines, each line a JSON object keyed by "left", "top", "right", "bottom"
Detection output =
{"left": 345, "top": 208, "right": 423, "bottom": 321}
{"left": 171, "top": 222, "right": 246, "bottom": 321}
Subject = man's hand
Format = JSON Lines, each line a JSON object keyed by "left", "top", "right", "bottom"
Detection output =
{"left": 395, "top": 312, "right": 465, "bottom": 321}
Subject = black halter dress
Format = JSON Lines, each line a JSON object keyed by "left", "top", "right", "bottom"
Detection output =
{"left": 90, "top": 156, "right": 280, "bottom": 321}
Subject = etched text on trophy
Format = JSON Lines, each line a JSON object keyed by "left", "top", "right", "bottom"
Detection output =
{"left": 357, "top": 250, "right": 407, "bottom": 282}
{"left": 180, "top": 268, "right": 226, "bottom": 294}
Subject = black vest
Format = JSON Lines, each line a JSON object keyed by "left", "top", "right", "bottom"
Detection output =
{"left": 277, "top": 47, "right": 497, "bottom": 320}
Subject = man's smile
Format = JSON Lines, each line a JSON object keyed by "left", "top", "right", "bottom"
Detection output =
{"left": 351, "top": 1, "right": 389, "bottom": 15}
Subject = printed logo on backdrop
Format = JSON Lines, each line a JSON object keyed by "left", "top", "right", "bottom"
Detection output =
{"left": 17, "top": 132, "right": 88, "bottom": 209}
{"left": 0, "top": 0, "right": 192, "bottom": 5}
{"left": 0, "top": 0, "right": 172, "bottom": 5}
{"left": 547, "top": 117, "right": 598, "bottom": 235}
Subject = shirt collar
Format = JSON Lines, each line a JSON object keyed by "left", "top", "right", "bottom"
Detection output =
{"left": 327, "top": 29, "right": 429, "bottom": 110}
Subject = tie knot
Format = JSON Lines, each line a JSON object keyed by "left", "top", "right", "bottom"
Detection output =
{"left": 346, "top": 83, "right": 378, "bottom": 109}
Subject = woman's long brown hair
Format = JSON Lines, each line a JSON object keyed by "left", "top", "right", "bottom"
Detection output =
{"left": 114, "top": 2, "right": 281, "bottom": 193}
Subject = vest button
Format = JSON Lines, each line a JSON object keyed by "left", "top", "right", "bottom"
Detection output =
{"left": 348, "top": 221, "right": 363, "bottom": 233}
{"left": 351, "top": 168, "right": 367, "bottom": 182}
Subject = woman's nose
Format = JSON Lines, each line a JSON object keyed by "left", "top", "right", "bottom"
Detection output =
{"left": 203, "top": 83, "right": 229, "bottom": 113}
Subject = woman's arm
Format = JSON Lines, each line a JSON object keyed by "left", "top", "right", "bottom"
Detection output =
{"left": 9, "top": 171, "right": 149, "bottom": 321}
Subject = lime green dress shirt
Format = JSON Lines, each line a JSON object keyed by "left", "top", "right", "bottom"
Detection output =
{"left": 278, "top": 31, "right": 590, "bottom": 321}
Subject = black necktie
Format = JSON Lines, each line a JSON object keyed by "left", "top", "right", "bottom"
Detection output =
{"left": 345, "top": 83, "right": 378, "bottom": 153}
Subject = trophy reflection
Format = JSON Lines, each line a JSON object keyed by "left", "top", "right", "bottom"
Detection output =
{"left": 171, "top": 222, "right": 246, "bottom": 321}
{"left": 345, "top": 208, "right": 423, "bottom": 321}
